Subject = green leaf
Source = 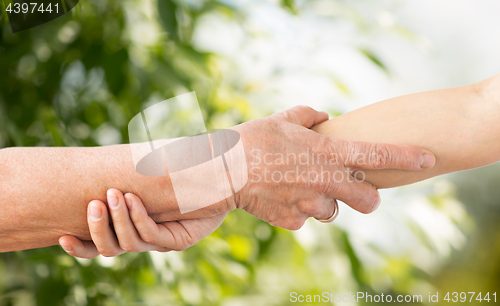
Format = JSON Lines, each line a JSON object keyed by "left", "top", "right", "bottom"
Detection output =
{"left": 158, "top": 0, "right": 179, "bottom": 41}
{"left": 281, "top": 0, "right": 298, "bottom": 15}
{"left": 341, "top": 230, "right": 366, "bottom": 287}
{"left": 359, "top": 48, "right": 389, "bottom": 74}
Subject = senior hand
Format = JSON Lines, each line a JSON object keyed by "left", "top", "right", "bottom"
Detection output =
{"left": 231, "top": 106, "right": 435, "bottom": 230}
{"left": 59, "top": 189, "right": 226, "bottom": 259}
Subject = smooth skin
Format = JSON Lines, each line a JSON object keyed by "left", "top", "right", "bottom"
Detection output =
{"left": 63, "top": 73, "right": 500, "bottom": 259}
{"left": 60, "top": 189, "right": 226, "bottom": 258}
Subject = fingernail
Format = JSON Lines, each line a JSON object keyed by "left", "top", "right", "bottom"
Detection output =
{"left": 108, "top": 192, "right": 119, "bottom": 210}
{"left": 124, "top": 194, "right": 133, "bottom": 210}
{"left": 61, "top": 244, "right": 73, "bottom": 253}
{"left": 420, "top": 153, "right": 436, "bottom": 169}
{"left": 89, "top": 202, "right": 102, "bottom": 221}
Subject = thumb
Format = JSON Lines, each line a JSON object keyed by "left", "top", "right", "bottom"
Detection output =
{"left": 340, "top": 140, "right": 436, "bottom": 171}
{"left": 279, "top": 105, "right": 329, "bottom": 128}
{"left": 152, "top": 213, "right": 227, "bottom": 251}
{"left": 59, "top": 236, "right": 100, "bottom": 259}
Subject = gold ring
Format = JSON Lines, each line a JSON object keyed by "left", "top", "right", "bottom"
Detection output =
{"left": 314, "top": 200, "right": 339, "bottom": 223}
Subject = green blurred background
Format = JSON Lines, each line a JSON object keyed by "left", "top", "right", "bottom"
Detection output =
{"left": 0, "top": 0, "right": 499, "bottom": 305}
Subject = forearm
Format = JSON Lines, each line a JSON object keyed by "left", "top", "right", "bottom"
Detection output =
{"left": 0, "top": 145, "right": 228, "bottom": 252}
{"left": 313, "top": 75, "right": 500, "bottom": 188}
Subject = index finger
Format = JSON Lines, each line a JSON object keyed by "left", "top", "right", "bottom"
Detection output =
{"left": 339, "top": 140, "right": 436, "bottom": 171}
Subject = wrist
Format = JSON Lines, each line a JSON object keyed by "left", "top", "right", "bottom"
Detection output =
{"left": 229, "top": 123, "right": 254, "bottom": 210}
{"left": 469, "top": 75, "right": 500, "bottom": 158}
{"left": 473, "top": 74, "right": 500, "bottom": 112}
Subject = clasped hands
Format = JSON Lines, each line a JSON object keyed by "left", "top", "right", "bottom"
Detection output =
{"left": 59, "top": 106, "right": 435, "bottom": 259}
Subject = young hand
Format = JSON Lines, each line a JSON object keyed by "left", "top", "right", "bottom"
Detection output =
{"left": 59, "top": 189, "right": 227, "bottom": 259}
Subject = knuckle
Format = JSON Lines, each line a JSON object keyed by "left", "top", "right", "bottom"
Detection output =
{"left": 119, "top": 243, "right": 135, "bottom": 253}
{"left": 295, "top": 105, "right": 314, "bottom": 113}
{"left": 360, "top": 192, "right": 381, "bottom": 214}
{"left": 181, "top": 235, "right": 196, "bottom": 249}
{"left": 286, "top": 219, "right": 305, "bottom": 231}
{"left": 370, "top": 144, "right": 392, "bottom": 169}
{"left": 323, "top": 179, "right": 338, "bottom": 194}
{"left": 298, "top": 200, "right": 322, "bottom": 216}
{"left": 111, "top": 215, "right": 126, "bottom": 224}
{"left": 171, "top": 234, "right": 196, "bottom": 252}
{"left": 89, "top": 227, "right": 103, "bottom": 237}
{"left": 322, "top": 180, "right": 343, "bottom": 197}
{"left": 276, "top": 217, "right": 306, "bottom": 231}
{"left": 338, "top": 140, "right": 358, "bottom": 166}
{"left": 282, "top": 105, "right": 313, "bottom": 123}
{"left": 282, "top": 109, "right": 297, "bottom": 122}
{"left": 141, "top": 234, "right": 157, "bottom": 245}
